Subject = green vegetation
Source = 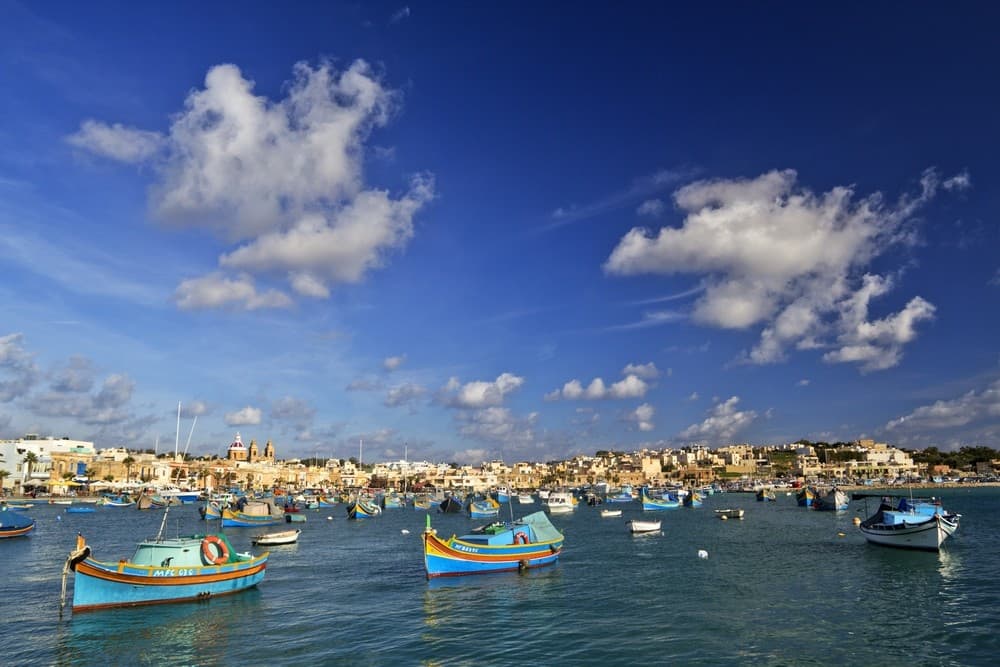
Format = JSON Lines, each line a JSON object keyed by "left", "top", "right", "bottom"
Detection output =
{"left": 911, "top": 446, "right": 999, "bottom": 471}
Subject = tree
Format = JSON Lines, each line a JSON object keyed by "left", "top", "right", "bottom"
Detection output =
{"left": 22, "top": 451, "right": 39, "bottom": 480}
{"left": 122, "top": 456, "right": 135, "bottom": 483}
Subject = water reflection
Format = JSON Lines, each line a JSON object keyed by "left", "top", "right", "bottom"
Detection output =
{"left": 56, "top": 590, "right": 262, "bottom": 666}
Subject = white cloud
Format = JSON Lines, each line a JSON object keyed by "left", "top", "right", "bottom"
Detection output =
{"left": 942, "top": 171, "right": 971, "bottom": 191}
{"left": 627, "top": 402, "right": 655, "bottom": 431}
{"left": 174, "top": 272, "right": 292, "bottom": 311}
{"left": 270, "top": 396, "right": 315, "bottom": 429}
{"left": 390, "top": 6, "right": 411, "bottom": 23}
{"left": 622, "top": 362, "right": 660, "bottom": 379}
{"left": 797, "top": 379, "right": 810, "bottom": 387}
{"left": 383, "top": 355, "right": 406, "bottom": 371}
{"left": 71, "top": 60, "right": 434, "bottom": 309}
{"left": 442, "top": 373, "right": 524, "bottom": 408}
{"left": 50, "top": 356, "right": 95, "bottom": 393}
{"left": 66, "top": 120, "right": 163, "bottom": 163}
{"left": 885, "top": 380, "right": 1000, "bottom": 433}
{"left": 606, "top": 309, "right": 686, "bottom": 331}
{"left": 605, "top": 168, "right": 962, "bottom": 371}
{"left": 0, "top": 333, "right": 39, "bottom": 402}
{"left": 180, "top": 401, "right": 210, "bottom": 418}
{"left": 547, "top": 373, "right": 649, "bottom": 401}
{"left": 455, "top": 406, "right": 538, "bottom": 446}
{"left": 346, "top": 377, "right": 383, "bottom": 392}
{"left": 679, "top": 396, "right": 757, "bottom": 444}
{"left": 29, "top": 373, "right": 135, "bottom": 425}
{"left": 384, "top": 382, "right": 427, "bottom": 407}
{"left": 226, "top": 406, "right": 262, "bottom": 426}
{"left": 636, "top": 198, "right": 665, "bottom": 217}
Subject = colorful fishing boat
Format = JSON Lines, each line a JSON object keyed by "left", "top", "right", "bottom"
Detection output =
{"left": 221, "top": 500, "right": 284, "bottom": 527}
{"left": 66, "top": 506, "right": 96, "bottom": 514}
{"left": 64, "top": 531, "right": 268, "bottom": 612}
{"left": 796, "top": 487, "right": 816, "bottom": 507}
{"left": 438, "top": 494, "right": 465, "bottom": 513}
{"left": 346, "top": 497, "right": 381, "bottom": 520}
{"left": 0, "top": 508, "right": 35, "bottom": 538}
{"left": 683, "top": 490, "right": 703, "bottom": 508}
{"left": 422, "top": 511, "right": 564, "bottom": 578}
{"left": 495, "top": 486, "right": 511, "bottom": 504}
{"left": 756, "top": 487, "right": 777, "bottom": 502}
{"left": 640, "top": 487, "right": 680, "bottom": 511}
{"left": 468, "top": 496, "right": 500, "bottom": 519}
{"left": 200, "top": 500, "right": 224, "bottom": 520}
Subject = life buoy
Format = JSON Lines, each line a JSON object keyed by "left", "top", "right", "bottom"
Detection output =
{"left": 201, "top": 535, "right": 229, "bottom": 565}
{"left": 514, "top": 531, "right": 530, "bottom": 544}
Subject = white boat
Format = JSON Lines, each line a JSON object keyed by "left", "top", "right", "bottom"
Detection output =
{"left": 544, "top": 491, "right": 576, "bottom": 514}
{"left": 251, "top": 529, "right": 301, "bottom": 546}
{"left": 627, "top": 519, "right": 661, "bottom": 533}
{"left": 714, "top": 508, "right": 745, "bottom": 519}
{"left": 858, "top": 496, "right": 959, "bottom": 551}
{"left": 600, "top": 509, "right": 622, "bottom": 518}
{"left": 517, "top": 494, "right": 535, "bottom": 504}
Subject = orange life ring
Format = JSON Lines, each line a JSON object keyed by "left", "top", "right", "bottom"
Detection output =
{"left": 201, "top": 535, "right": 229, "bottom": 565}
{"left": 514, "top": 531, "right": 530, "bottom": 544}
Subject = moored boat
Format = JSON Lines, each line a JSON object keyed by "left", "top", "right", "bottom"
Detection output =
{"left": 600, "top": 509, "right": 622, "bottom": 518}
{"left": 714, "top": 508, "right": 745, "bottom": 519}
{"left": 814, "top": 487, "right": 849, "bottom": 512}
{"left": 222, "top": 499, "right": 285, "bottom": 527}
{"left": 756, "top": 487, "right": 777, "bottom": 502}
{"left": 0, "top": 509, "right": 35, "bottom": 538}
{"left": 64, "top": 531, "right": 268, "bottom": 612}
{"left": 252, "top": 529, "right": 300, "bottom": 546}
{"left": 346, "top": 497, "right": 381, "bottom": 520}
{"left": 422, "top": 511, "right": 564, "bottom": 578}
{"left": 796, "top": 487, "right": 815, "bottom": 507}
{"left": 543, "top": 491, "right": 576, "bottom": 514}
{"left": 640, "top": 487, "right": 680, "bottom": 511}
{"left": 627, "top": 519, "right": 661, "bottom": 533}
{"left": 857, "top": 495, "right": 960, "bottom": 551}
{"left": 468, "top": 496, "right": 500, "bottom": 519}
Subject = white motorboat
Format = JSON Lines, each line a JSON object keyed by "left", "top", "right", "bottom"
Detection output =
{"left": 858, "top": 496, "right": 959, "bottom": 551}
{"left": 600, "top": 509, "right": 622, "bottom": 518}
{"left": 714, "top": 508, "right": 745, "bottom": 519}
{"left": 251, "top": 529, "right": 301, "bottom": 546}
{"left": 627, "top": 519, "right": 661, "bottom": 533}
{"left": 544, "top": 491, "right": 576, "bottom": 514}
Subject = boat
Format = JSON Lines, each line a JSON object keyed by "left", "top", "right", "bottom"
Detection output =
{"left": 200, "top": 500, "right": 224, "bottom": 520}
{"left": 796, "top": 487, "right": 816, "bottom": 507}
{"left": 438, "top": 494, "right": 465, "bottom": 513}
{"left": 346, "top": 497, "right": 381, "bottom": 520}
{"left": 495, "top": 486, "right": 511, "bottom": 504}
{"left": 856, "top": 495, "right": 960, "bottom": 551}
{"left": 640, "top": 487, "right": 680, "bottom": 511}
{"left": 627, "top": 519, "right": 661, "bottom": 533}
{"left": 544, "top": 491, "right": 577, "bottom": 514}
{"left": 517, "top": 493, "right": 534, "bottom": 504}
{"left": 0, "top": 509, "right": 35, "bottom": 538}
{"left": 64, "top": 530, "right": 268, "bottom": 612}
{"left": 600, "top": 509, "right": 622, "bottom": 518}
{"left": 222, "top": 499, "right": 285, "bottom": 527}
{"left": 683, "top": 490, "right": 704, "bottom": 508}
{"left": 605, "top": 485, "right": 635, "bottom": 503}
{"left": 66, "top": 506, "right": 96, "bottom": 514}
{"left": 285, "top": 513, "right": 307, "bottom": 523}
{"left": 422, "top": 511, "right": 564, "bottom": 578}
{"left": 714, "top": 508, "right": 745, "bottom": 520}
{"left": 756, "top": 488, "right": 777, "bottom": 502}
{"left": 814, "top": 487, "right": 849, "bottom": 512}
{"left": 252, "top": 529, "right": 300, "bottom": 546}
{"left": 468, "top": 496, "right": 500, "bottom": 519}
{"left": 412, "top": 494, "right": 433, "bottom": 511}
{"left": 98, "top": 495, "right": 135, "bottom": 508}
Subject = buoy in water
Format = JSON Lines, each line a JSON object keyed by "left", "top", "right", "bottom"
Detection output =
{"left": 852, "top": 517, "right": 861, "bottom": 526}
{"left": 327, "top": 516, "right": 333, "bottom": 521}
{"left": 401, "top": 529, "right": 410, "bottom": 535}
{"left": 720, "top": 515, "right": 728, "bottom": 521}
{"left": 837, "top": 532, "right": 845, "bottom": 537}
{"left": 698, "top": 549, "right": 708, "bottom": 559}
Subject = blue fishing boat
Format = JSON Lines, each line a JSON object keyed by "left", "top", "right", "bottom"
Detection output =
{"left": 640, "top": 487, "right": 680, "bottom": 510}
{"left": 683, "top": 490, "right": 703, "bottom": 508}
{"left": 64, "top": 530, "right": 268, "bottom": 612}
{"left": 756, "top": 487, "right": 777, "bottom": 502}
{"left": 66, "top": 506, "right": 96, "bottom": 514}
{"left": 495, "top": 486, "right": 511, "bottom": 504}
{"left": 221, "top": 499, "right": 284, "bottom": 527}
{"left": 346, "top": 498, "right": 381, "bottom": 520}
{"left": 468, "top": 496, "right": 500, "bottom": 519}
{"left": 200, "top": 500, "right": 224, "bottom": 520}
{"left": 422, "top": 511, "right": 564, "bottom": 578}
{"left": 0, "top": 508, "right": 35, "bottom": 538}
{"left": 438, "top": 494, "right": 465, "bottom": 513}
{"left": 380, "top": 493, "right": 403, "bottom": 509}
{"left": 796, "top": 487, "right": 816, "bottom": 507}
{"left": 605, "top": 485, "right": 635, "bottom": 503}
{"left": 855, "top": 494, "right": 960, "bottom": 551}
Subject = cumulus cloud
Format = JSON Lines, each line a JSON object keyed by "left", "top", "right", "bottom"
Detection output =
{"left": 0, "top": 333, "right": 39, "bottom": 402}
{"left": 679, "top": 396, "right": 757, "bottom": 444}
{"left": 454, "top": 407, "right": 539, "bottom": 446}
{"left": 886, "top": 380, "right": 1000, "bottom": 433}
{"left": 66, "top": 120, "right": 164, "bottom": 163}
{"left": 441, "top": 373, "right": 524, "bottom": 408}
{"left": 637, "top": 198, "right": 665, "bottom": 217}
{"left": 546, "top": 372, "right": 650, "bottom": 401}
{"left": 50, "top": 356, "right": 95, "bottom": 393}
{"left": 384, "top": 382, "right": 427, "bottom": 407}
{"left": 605, "top": 168, "right": 964, "bottom": 371}
{"left": 29, "top": 373, "right": 136, "bottom": 425}
{"left": 383, "top": 355, "right": 406, "bottom": 371}
{"left": 71, "top": 60, "right": 434, "bottom": 309}
{"left": 226, "top": 406, "right": 262, "bottom": 426}
{"left": 174, "top": 272, "right": 292, "bottom": 311}
{"left": 626, "top": 403, "right": 655, "bottom": 431}
{"left": 622, "top": 362, "right": 660, "bottom": 379}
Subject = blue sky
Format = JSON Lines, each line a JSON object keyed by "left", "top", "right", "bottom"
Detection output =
{"left": 1, "top": 2, "right": 998, "bottom": 462}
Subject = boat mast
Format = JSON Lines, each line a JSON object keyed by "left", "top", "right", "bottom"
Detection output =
{"left": 174, "top": 401, "right": 181, "bottom": 461}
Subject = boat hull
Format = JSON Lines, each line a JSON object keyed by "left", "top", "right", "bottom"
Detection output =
{"left": 628, "top": 520, "right": 661, "bottom": 533}
{"left": 71, "top": 555, "right": 268, "bottom": 611}
{"left": 221, "top": 509, "right": 284, "bottom": 527}
{"left": 423, "top": 532, "right": 562, "bottom": 578}
{"left": 859, "top": 514, "right": 958, "bottom": 551}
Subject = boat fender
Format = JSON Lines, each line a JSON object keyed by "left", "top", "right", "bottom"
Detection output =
{"left": 201, "top": 535, "right": 230, "bottom": 565}
{"left": 514, "top": 531, "right": 530, "bottom": 545}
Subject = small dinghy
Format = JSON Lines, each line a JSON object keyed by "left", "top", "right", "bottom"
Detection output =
{"left": 252, "top": 529, "right": 301, "bottom": 546}
{"left": 627, "top": 519, "right": 661, "bottom": 534}
{"left": 600, "top": 509, "right": 622, "bottom": 518}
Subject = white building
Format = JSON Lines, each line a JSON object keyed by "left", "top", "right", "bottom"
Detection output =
{"left": 0, "top": 434, "right": 96, "bottom": 493}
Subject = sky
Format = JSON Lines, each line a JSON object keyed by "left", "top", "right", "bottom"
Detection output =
{"left": 1, "top": 2, "right": 998, "bottom": 463}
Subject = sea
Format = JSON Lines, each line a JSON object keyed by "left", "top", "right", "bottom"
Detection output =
{"left": 1, "top": 487, "right": 998, "bottom": 666}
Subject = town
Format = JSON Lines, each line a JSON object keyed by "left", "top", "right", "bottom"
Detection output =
{"left": 2, "top": 432, "right": 997, "bottom": 497}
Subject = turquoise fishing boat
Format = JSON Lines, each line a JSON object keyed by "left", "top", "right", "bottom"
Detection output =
{"left": 422, "top": 511, "right": 564, "bottom": 578}
{"left": 221, "top": 500, "right": 284, "bottom": 527}
{"left": 683, "top": 490, "right": 703, "bottom": 508}
{"left": 64, "top": 531, "right": 268, "bottom": 612}
{"left": 346, "top": 498, "right": 381, "bottom": 520}
{"left": 467, "top": 496, "right": 500, "bottom": 519}
{"left": 640, "top": 487, "right": 680, "bottom": 510}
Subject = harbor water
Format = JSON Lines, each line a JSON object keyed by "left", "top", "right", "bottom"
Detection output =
{"left": 2, "top": 487, "right": 999, "bottom": 666}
